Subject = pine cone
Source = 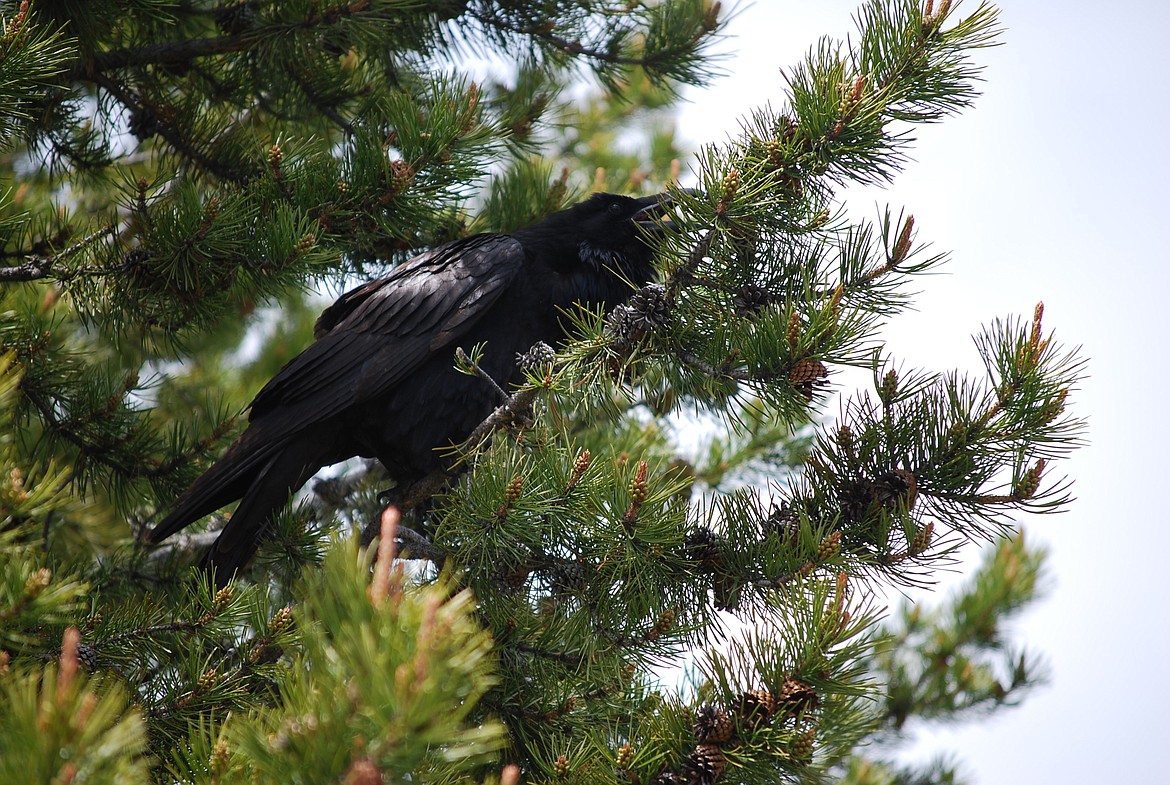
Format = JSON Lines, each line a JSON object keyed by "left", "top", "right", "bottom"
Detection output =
{"left": 814, "top": 531, "right": 841, "bottom": 563}
{"left": 76, "top": 643, "right": 99, "bottom": 671}
{"left": 604, "top": 284, "right": 669, "bottom": 350}
{"left": 554, "top": 754, "right": 570, "bottom": 778}
{"left": 685, "top": 528, "right": 738, "bottom": 608}
{"left": 215, "top": 1, "right": 258, "bottom": 35}
{"left": 122, "top": 248, "right": 154, "bottom": 279}
{"left": 876, "top": 468, "right": 918, "bottom": 511}
{"left": 684, "top": 527, "right": 722, "bottom": 568}
{"left": 684, "top": 744, "right": 727, "bottom": 785}
{"left": 733, "top": 284, "right": 772, "bottom": 317}
{"left": 779, "top": 115, "right": 799, "bottom": 140}
{"left": 517, "top": 341, "right": 556, "bottom": 374}
{"left": 629, "top": 284, "right": 669, "bottom": 326}
{"left": 713, "top": 573, "right": 739, "bottom": 612}
{"left": 127, "top": 106, "right": 160, "bottom": 140}
{"left": 549, "top": 560, "right": 589, "bottom": 594}
{"left": 788, "top": 359, "right": 829, "bottom": 400}
{"left": 693, "top": 703, "right": 734, "bottom": 744}
{"left": 763, "top": 501, "right": 801, "bottom": 546}
{"left": 499, "top": 565, "right": 530, "bottom": 591}
{"left": 909, "top": 521, "right": 934, "bottom": 556}
{"left": 840, "top": 476, "right": 879, "bottom": 524}
{"left": 737, "top": 688, "right": 776, "bottom": 729}
{"left": 791, "top": 727, "right": 816, "bottom": 764}
{"left": 603, "top": 303, "right": 637, "bottom": 350}
{"left": 778, "top": 677, "right": 819, "bottom": 717}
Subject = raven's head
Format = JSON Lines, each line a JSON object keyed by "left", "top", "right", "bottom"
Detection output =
{"left": 518, "top": 192, "right": 677, "bottom": 283}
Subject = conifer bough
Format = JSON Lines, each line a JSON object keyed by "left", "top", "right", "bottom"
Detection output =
{"left": 0, "top": 1, "right": 1088, "bottom": 784}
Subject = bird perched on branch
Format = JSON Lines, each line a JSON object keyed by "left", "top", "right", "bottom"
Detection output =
{"left": 148, "top": 191, "right": 677, "bottom": 582}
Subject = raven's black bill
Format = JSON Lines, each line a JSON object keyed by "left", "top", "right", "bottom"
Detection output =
{"left": 633, "top": 190, "right": 693, "bottom": 232}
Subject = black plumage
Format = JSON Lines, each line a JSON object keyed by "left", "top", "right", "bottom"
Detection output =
{"left": 148, "top": 192, "right": 674, "bottom": 580}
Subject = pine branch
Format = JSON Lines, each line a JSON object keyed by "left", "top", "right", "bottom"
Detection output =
{"left": 0, "top": 226, "right": 113, "bottom": 282}
{"left": 456, "top": 346, "right": 511, "bottom": 404}
{"left": 88, "top": 71, "right": 248, "bottom": 183}
{"left": 68, "top": 33, "right": 255, "bottom": 79}
{"left": 662, "top": 222, "right": 714, "bottom": 304}
{"left": 393, "top": 525, "right": 447, "bottom": 563}
{"left": 467, "top": 10, "right": 655, "bottom": 67}
{"left": 63, "top": 1, "right": 380, "bottom": 78}
{"left": 21, "top": 384, "right": 228, "bottom": 482}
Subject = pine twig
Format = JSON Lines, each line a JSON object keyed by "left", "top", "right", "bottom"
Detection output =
{"left": 0, "top": 225, "right": 113, "bottom": 282}
{"left": 468, "top": 10, "right": 659, "bottom": 68}
{"left": 392, "top": 525, "right": 447, "bottom": 564}
{"left": 664, "top": 229, "right": 714, "bottom": 305}
{"left": 677, "top": 349, "right": 752, "bottom": 382}
{"left": 64, "top": 1, "right": 377, "bottom": 78}
{"left": 456, "top": 347, "right": 510, "bottom": 404}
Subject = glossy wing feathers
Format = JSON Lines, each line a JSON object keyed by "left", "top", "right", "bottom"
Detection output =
{"left": 149, "top": 233, "right": 524, "bottom": 548}
{"left": 249, "top": 234, "right": 522, "bottom": 421}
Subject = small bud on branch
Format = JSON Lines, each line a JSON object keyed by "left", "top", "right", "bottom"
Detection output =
{"left": 786, "top": 311, "right": 802, "bottom": 349}
{"left": 369, "top": 506, "right": 400, "bottom": 609}
{"left": 891, "top": 215, "right": 915, "bottom": 264}
{"left": 57, "top": 627, "right": 81, "bottom": 704}
{"left": 622, "top": 460, "right": 649, "bottom": 531}
{"left": 1014, "top": 459, "right": 1046, "bottom": 500}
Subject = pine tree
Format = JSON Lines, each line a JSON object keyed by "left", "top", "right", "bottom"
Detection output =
{"left": 0, "top": 1, "right": 1085, "bottom": 784}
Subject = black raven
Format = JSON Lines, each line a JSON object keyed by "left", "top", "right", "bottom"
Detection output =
{"left": 148, "top": 192, "right": 674, "bottom": 580}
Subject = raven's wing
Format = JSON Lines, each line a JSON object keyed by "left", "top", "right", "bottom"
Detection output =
{"left": 248, "top": 233, "right": 523, "bottom": 425}
{"left": 147, "top": 233, "right": 523, "bottom": 548}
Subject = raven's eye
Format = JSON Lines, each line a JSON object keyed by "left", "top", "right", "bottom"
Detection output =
{"left": 608, "top": 202, "right": 624, "bottom": 216}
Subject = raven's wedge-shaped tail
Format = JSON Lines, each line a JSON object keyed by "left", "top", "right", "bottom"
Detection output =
{"left": 149, "top": 428, "right": 333, "bottom": 586}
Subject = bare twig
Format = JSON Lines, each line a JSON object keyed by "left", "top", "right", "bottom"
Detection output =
{"left": 515, "top": 641, "right": 587, "bottom": 667}
{"left": 0, "top": 258, "right": 53, "bottom": 282}
{"left": 468, "top": 10, "right": 659, "bottom": 68}
{"left": 459, "top": 383, "right": 541, "bottom": 452}
{"left": 0, "top": 225, "right": 114, "bottom": 282}
{"left": 141, "top": 527, "right": 223, "bottom": 566}
{"left": 677, "top": 349, "right": 752, "bottom": 382}
{"left": 456, "top": 346, "right": 510, "bottom": 404}
{"left": 394, "top": 525, "right": 447, "bottom": 563}
{"left": 663, "top": 229, "right": 714, "bottom": 305}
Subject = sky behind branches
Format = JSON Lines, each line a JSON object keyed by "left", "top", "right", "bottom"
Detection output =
{"left": 675, "top": 1, "right": 1170, "bottom": 781}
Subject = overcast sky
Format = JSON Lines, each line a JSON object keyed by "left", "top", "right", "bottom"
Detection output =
{"left": 672, "top": 1, "right": 1170, "bottom": 781}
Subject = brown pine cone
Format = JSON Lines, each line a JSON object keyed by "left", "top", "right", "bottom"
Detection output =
{"left": 737, "top": 688, "right": 776, "bottom": 729}
{"left": 788, "top": 359, "right": 829, "bottom": 400}
{"left": 684, "top": 744, "right": 727, "bottom": 785}
{"left": 693, "top": 703, "right": 734, "bottom": 744}
{"left": 778, "top": 677, "right": 819, "bottom": 717}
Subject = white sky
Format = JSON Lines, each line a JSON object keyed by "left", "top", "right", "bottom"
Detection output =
{"left": 673, "top": 1, "right": 1170, "bottom": 781}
